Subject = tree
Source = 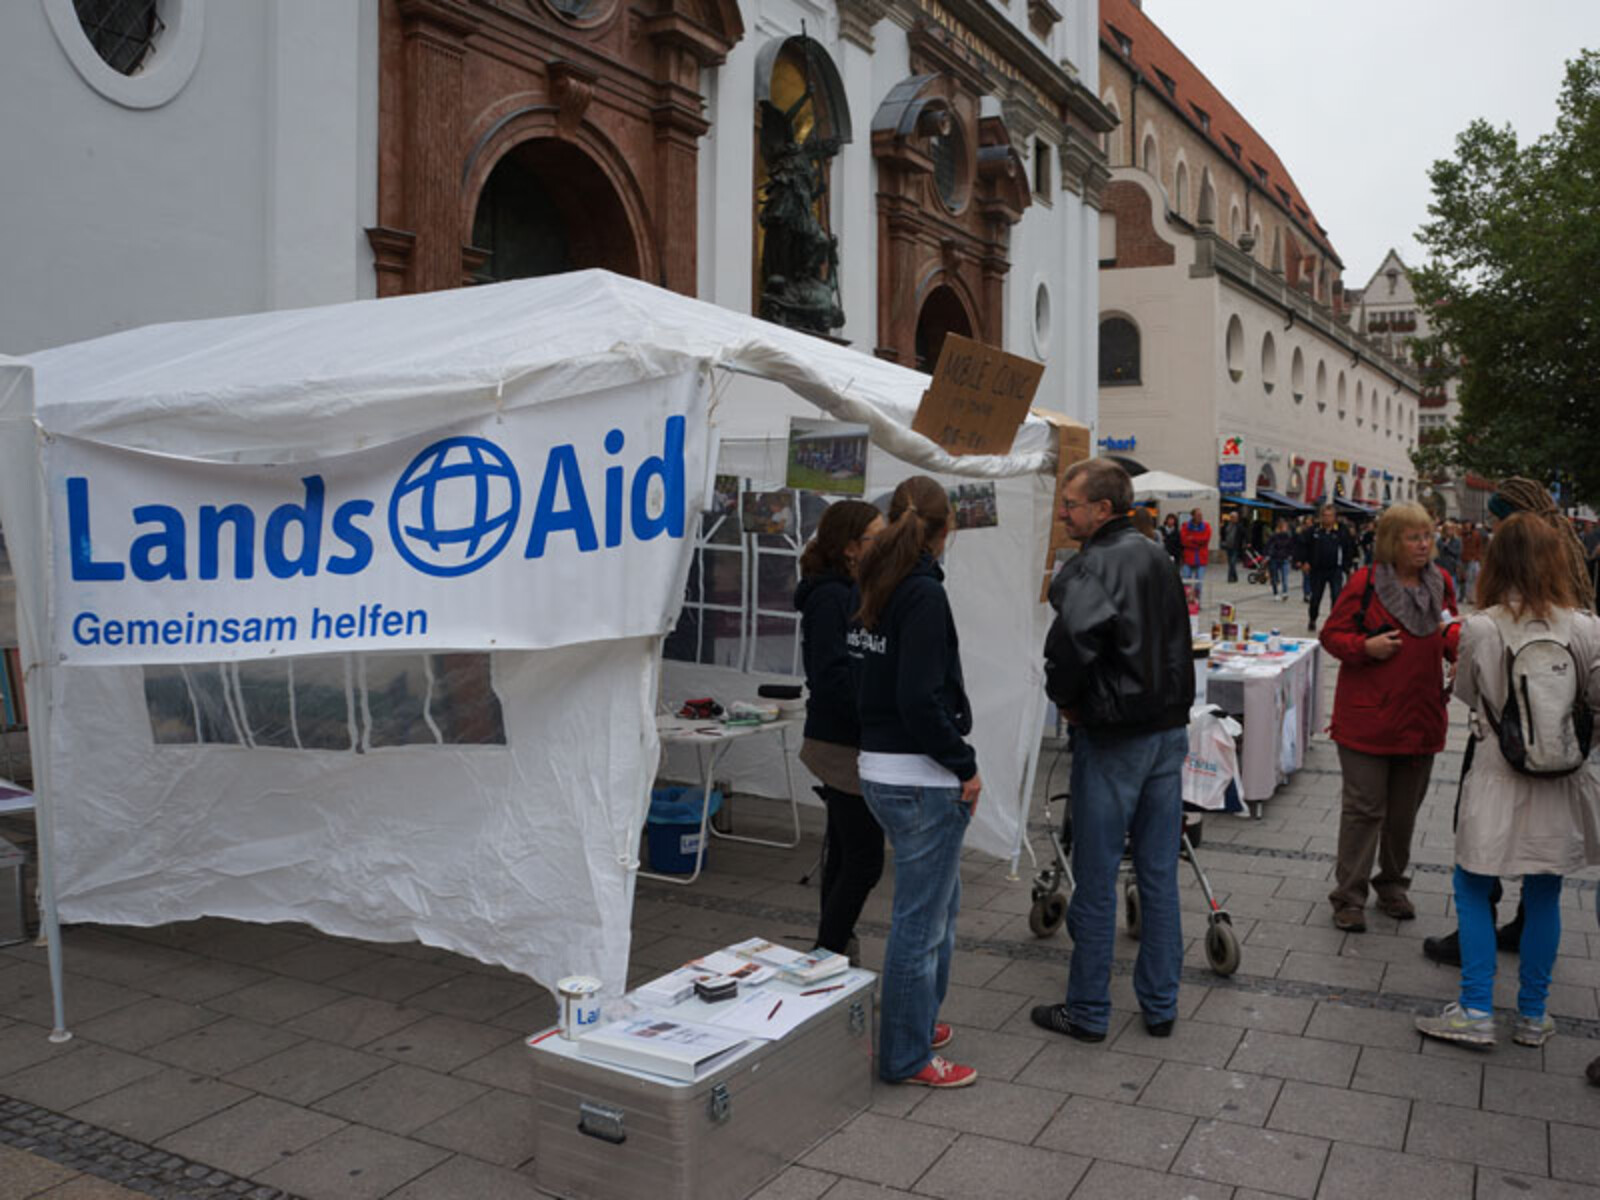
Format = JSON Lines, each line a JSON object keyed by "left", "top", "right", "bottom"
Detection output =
{"left": 1412, "top": 50, "right": 1600, "bottom": 508}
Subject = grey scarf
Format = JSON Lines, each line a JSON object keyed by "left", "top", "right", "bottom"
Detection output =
{"left": 1372, "top": 562, "right": 1444, "bottom": 637}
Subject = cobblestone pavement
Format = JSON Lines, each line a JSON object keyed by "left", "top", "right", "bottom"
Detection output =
{"left": 1, "top": 575, "right": 1597, "bottom": 1199}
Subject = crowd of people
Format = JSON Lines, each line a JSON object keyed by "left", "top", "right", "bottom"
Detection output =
{"left": 792, "top": 464, "right": 1599, "bottom": 1091}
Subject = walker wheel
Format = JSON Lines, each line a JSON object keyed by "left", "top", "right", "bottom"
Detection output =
{"left": 1123, "top": 882, "right": 1142, "bottom": 940}
{"left": 1029, "top": 892, "right": 1067, "bottom": 938}
{"left": 1205, "top": 919, "right": 1241, "bottom": 977}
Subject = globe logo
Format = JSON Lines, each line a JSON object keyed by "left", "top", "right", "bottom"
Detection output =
{"left": 388, "top": 437, "right": 521, "bottom": 577}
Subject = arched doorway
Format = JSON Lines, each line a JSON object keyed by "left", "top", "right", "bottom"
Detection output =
{"left": 914, "top": 284, "right": 973, "bottom": 372}
{"left": 470, "top": 139, "right": 641, "bottom": 284}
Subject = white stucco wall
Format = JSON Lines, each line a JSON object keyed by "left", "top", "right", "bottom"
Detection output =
{"left": 0, "top": 0, "right": 378, "bottom": 354}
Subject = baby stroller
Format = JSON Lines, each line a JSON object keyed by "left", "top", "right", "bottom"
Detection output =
{"left": 1240, "top": 546, "right": 1270, "bottom": 587}
{"left": 1028, "top": 763, "right": 1242, "bottom": 977}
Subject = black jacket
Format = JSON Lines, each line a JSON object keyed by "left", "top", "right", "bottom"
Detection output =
{"left": 795, "top": 572, "right": 859, "bottom": 747}
{"left": 849, "top": 556, "right": 976, "bottom": 781}
{"left": 1297, "top": 524, "right": 1352, "bottom": 573}
{"left": 1044, "top": 516, "right": 1194, "bottom": 734}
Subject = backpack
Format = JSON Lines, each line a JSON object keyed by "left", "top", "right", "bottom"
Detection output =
{"left": 1481, "top": 608, "right": 1594, "bottom": 778}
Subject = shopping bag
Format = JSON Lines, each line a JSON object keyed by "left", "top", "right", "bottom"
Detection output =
{"left": 1184, "top": 705, "right": 1244, "bottom": 811}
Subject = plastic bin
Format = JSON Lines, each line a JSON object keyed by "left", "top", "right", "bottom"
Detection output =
{"left": 646, "top": 786, "right": 723, "bottom": 874}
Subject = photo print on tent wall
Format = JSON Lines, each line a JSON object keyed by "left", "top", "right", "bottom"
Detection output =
{"left": 785, "top": 417, "right": 868, "bottom": 496}
{"left": 948, "top": 482, "right": 999, "bottom": 530}
{"left": 740, "top": 490, "right": 796, "bottom": 536}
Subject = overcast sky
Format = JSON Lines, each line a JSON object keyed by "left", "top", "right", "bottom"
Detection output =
{"left": 1140, "top": 1, "right": 1597, "bottom": 288}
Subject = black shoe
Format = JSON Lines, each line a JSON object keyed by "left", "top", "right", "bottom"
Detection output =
{"left": 1587, "top": 1055, "right": 1600, "bottom": 1088}
{"left": 1030, "top": 1004, "right": 1105, "bottom": 1042}
{"left": 1145, "top": 1018, "right": 1175, "bottom": 1038}
{"left": 1422, "top": 930, "right": 1462, "bottom": 967}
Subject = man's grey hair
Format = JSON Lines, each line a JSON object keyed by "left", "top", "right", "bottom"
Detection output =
{"left": 1064, "top": 458, "right": 1134, "bottom": 512}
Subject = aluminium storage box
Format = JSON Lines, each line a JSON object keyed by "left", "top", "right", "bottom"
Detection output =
{"left": 528, "top": 970, "right": 874, "bottom": 1200}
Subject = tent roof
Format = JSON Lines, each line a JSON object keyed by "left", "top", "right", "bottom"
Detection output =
{"left": 1131, "top": 470, "right": 1219, "bottom": 502}
{"left": 16, "top": 270, "right": 1059, "bottom": 474}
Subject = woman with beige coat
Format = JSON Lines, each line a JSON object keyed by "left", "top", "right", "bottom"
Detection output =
{"left": 1416, "top": 514, "right": 1600, "bottom": 1050}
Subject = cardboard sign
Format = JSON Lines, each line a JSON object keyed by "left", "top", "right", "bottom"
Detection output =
{"left": 912, "top": 334, "right": 1044, "bottom": 456}
{"left": 1032, "top": 410, "right": 1092, "bottom": 602}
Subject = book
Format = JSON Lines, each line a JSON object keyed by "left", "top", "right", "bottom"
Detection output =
{"left": 727, "top": 937, "right": 848, "bottom": 985}
{"left": 578, "top": 1014, "right": 747, "bottom": 1081}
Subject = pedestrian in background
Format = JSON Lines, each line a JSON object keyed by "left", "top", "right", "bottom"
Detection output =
{"left": 1320, "top": 501, "right": 1460, "bottom": 932}
{"left": 1360, "top": 523, "right": 1375, "bottom": 566}
{"left": 1460, "top": 521, "right": 1484, "bottom": 601}
{"left": 1416, "top": 514, "right": 1600, "bottom": 1049}
{"left": 1161, "top": 513, "right": 1182, "bottom": 565}
{"left": 852, "top": 476, "right": 980, "bottom": 1089}
{"left": 1039, "top": 459, "right": 1193, "bottom": 1041}
{"left": 1131, "top": 508, "right": 1159, "bottom": 542}
{"left": 1179, "top": 507, "right": 1211, "bottom": 602}
{"left": 1221, "top": 511, "right": 1244, "bottom": 582}
{"left": 1298, "top": 503, "right": 1353, "bottom": 632}
{"left": 795, "top": 500, "right": 885, "bottom": 962}
{"left": 1266, "top": 517, "right": 1295, "bottom": 600}
{"left": 1435, "top": 519, "right": 1463, "bottom": 596}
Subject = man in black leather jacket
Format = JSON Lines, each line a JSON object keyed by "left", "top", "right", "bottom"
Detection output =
{"left": 1033, "top": 458, "right": 1193, "bottom": 1044}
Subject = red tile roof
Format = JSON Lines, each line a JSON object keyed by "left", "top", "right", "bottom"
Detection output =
{"left": 1100, "top": 0, "right": 1340, "bottom": 266}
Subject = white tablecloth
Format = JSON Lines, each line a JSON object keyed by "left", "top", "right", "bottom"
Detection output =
{"left": 1201, "top": 641, "right": 1323, "bottom": 803}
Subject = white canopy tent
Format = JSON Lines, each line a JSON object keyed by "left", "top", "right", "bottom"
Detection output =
{"left": 0, "top": 271, "right": 1065, "bottom": 1036}
{"left": 1131, "top": 470, "right": 1219, "bottom": 507}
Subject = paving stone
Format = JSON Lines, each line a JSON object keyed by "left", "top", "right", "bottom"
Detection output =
{"left": 71, "top": 995, "right": 226, "bottom": 1053}
{"left": 402, "top": 974, "right": 541, "bottom": 1024}
{"left": 1067, "top": 1159, "right": 1233, "bottom": 1200}
{"left": 281, "top": 994, "right": 425, "bottom": 1047}
{"left": 221, "top": 1038, "right": 390, "bottom": 1104}
{"left": 0, "top": 1041, "right": 163, "bottom": 1110}
{"left": 411, "top": 1087, "right": 534, "bottom": 1168}
{"left": 255, "top": 1123, "right": 449, "bottom": 1200}
{"left": 927, "top": 981, "right": 1027, "bottom": 1031}
{"left": 1266, "top": 1079, "right": 1409, "bottom": 1150}
{"left": 1171, "top": 1118, "right": 1330, "bottom": 1199}
{"left": 362, "top": 1013, "right": 519, "bottom": 1075}
{"left": 1277, "top": 949, "right": 1386, "bottom": 991}
{"left": 320, "top": 957, "right": 464, "bottom": 1004}
{"left": 186, "top": 923, "right": 320, "bottom": 966}
{"left": 983, "top": 958, "right": 1070, "bottom": 998}
{"left": 22, "top": 1176, "right": 144, "bottom": 1199}
{"left": 146, "top": 1015, "right": 304, "bottom": 1076}
{"left": 205, "top": 976, "right": 344, "bottom": 1025}
{"left": 799, "top": 1111, "right": 955, "bottom": 1189}
{"left": 1228, "top": 1029, "right": 1359, "bottom": 1086}
{"left": 913, "top": 1132, "right": 1088, "bottom": 1200}
{"left": 1542, "top": 1035, "right": 1600, "bottom": 1078}
{"left": 1109, "top": 1016, "right": 1242, "bottom": 1067}
{"left": 484, "top": 991, "right": 559, "bottom": 1035}
{"left": 1136, "top": 1060, "right": 1282, "bottom": 1126}
{"left": 67, "top": 1066, "right": 251, "bottom": 1143}
{"left": 1475, "top": 1172, "right": 1600, "bottom": 1200}
{"left": 36, "top": 929, "right": 198, "bottom": 987}
{"left": 157, "top": 1092, "right": 348, "bottom": 1178}
{"left": 1010, "top": 1039, "right": 1158, "bottom": 1102}
{"left": 450, "top": 1038, "right": 536, "bottom": 1096}
{"left": 1404, "top": 1099, "right": 1548, "bottom": 1174}
{"left": 1351, "top": 1045, "right": 1482, "bottom": 1106}
{"left": 906, "top": 1077, "right": 1063, "bottom": 1143}
{"left": 1034, "top": 1094, "right": 1194, "bottom": 1170}
{"left": 1314, "top": 1141, "right": 1475, "bottom": 1200}
{"left": 812, "top": 1181, "right": 917, "bottom": 1200}
{"left": 1491, "top": 977, "right": 1599, "bottom": 1020}
{"left": 1303, "top": 1002, "right": 1422, "bottom": 1051}
{"left": 1378, "top": 959, "right": 1464, "bottom": 1001}
{"left": 386, "top": 1153, "right": 545, "bottom": 1199}
{"left": 138, "top": 958, "right": 269, "bottom": 1005}
{"left": 747, "top": 1165, "right": 837, "bottom": 1200}
{"left": 1190, "top": 988, "right": 1314, "bottom": 1035}
{"left": 258, "top": 940, "right": 392, "bottom": 983}
{"left": 313, "top": 1063, "right": 486, "bottom": 1136}
{"left": 0, "top": 1016, "right": 79, "bottom": 1074}
{"left": 0, "top": 964, "right": 148, "bottom": 1026}
{"left": 0, "top": 1142, "right": 78, "bottom": 1196}
{"left": 1481, "top": 1063, "right": 1600, "bottom": 1129}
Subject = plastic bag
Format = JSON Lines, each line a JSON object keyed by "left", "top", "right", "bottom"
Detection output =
{"left": 1183, "top": 705, "right": 1243, "bottom": 811}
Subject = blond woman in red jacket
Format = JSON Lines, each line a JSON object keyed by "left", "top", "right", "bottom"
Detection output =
{"left": 1319, "top": 502, "right": 1461, "bottom": 932}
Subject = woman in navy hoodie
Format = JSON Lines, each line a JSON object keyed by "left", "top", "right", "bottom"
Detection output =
{"left": 852, "top": 476, "right": 980, "bottom": 1089}
{"left": 795, "top": 500, "right": 885, "bottom": 960}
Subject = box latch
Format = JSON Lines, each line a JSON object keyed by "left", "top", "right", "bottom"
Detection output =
{"left": 848, "top": 998, "right": 866, "bottom": 1036}
{"left": 578, "top": 1099, "right": 626, "bottom": 1144}
{"left": 709, "top": 1082, "right": 731, "bottom": 1123}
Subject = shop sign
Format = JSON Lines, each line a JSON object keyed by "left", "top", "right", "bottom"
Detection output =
{"left": 1253, "top": 446, "right": 1282, "bottom": 463}
{"left": 1218, "top": 434, "right": 1246, "bottom": 461}
{"left": 1305, "top": 461, "right": 1328, "bottom": 502}
{"left": 1097, "top": 435, "right": 1137, "bottom": 451}
{"left": 1286, "top": 466, "right": 1304, "bottom": 497}
{"left": 1217, "top": 463, "right": 1247, "bottom": 495}
{"left": 1332, "top": 459, "right": 1351, "bottom": 473}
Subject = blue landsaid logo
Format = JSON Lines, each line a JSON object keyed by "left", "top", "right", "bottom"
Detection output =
{"left": 389, "top": 436, "right": 521, "bottom": 577}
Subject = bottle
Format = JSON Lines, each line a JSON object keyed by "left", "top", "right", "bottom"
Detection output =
{"left": 1268, "top": 628, "right": 1282, "bottom": 652}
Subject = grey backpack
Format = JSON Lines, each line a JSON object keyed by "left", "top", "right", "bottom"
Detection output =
{"left": 1482, "top": 609, "right": 1593, "bottom": 778}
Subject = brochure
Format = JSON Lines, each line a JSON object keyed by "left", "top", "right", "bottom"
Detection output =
{"left": 578, "top": 1014, "right": 748, "bottom": 1082}
{"left": 727, "top": 937, "right": 848, "bottom": 984}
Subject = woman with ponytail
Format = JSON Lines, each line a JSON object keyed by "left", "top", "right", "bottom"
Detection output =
{"left": 851, "top": 475, "right": 981, "bottom": 1089}
{"left": 795, "top": 500, "right": 886, "bottom": 961}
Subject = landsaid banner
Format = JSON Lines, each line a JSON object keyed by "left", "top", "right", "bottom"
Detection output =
{"left": 46, "top": 373, "right": 709, "bottom": 666}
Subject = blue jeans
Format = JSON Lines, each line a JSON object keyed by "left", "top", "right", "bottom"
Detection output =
{"left": 861, "top": 779, "right": 970, "bottom": 1080}
{"left": 1182, "top": 562, "right": 1205, "bottom": 598}
{"left": 1064, "top": 726, "right": 1186, "bottom": 1031}
{"left": 1455, "top": 867, "right": 1562, "bottom": 1016}
{"left": 1269, "top": 559, "right": 1290, "bottom": 595}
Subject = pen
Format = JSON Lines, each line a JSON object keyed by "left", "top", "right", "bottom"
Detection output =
{"left": 800, "top": 984, "right": 845, "bottom": 996}
{"left": 767, "top": 999, "right": 783, "bottom": 1020}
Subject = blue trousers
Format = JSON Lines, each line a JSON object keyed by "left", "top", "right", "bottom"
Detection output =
{"left": 1269, "top": 559, "right": 1290, "bottom": 595}
{"left": 1064, "top": 726, "right": 1186, "bottom": 1031}
{"left": 1454, "top": 867, "right": 1562, "bottom": 1016}
{"left": 861, "top": 779, "right": 969, "bottom": 1080}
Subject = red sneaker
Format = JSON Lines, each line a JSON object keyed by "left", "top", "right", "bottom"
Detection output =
{"left": 901, "top": 1056, "right": 977, "bottom": 1088}
{"left": 931, "top": 1023, "right": 953, "bottom": 1050}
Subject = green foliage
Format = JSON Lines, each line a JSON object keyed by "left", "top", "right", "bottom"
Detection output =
{"left": 1412, "top": 50, "right": 1600, "bottom": 507}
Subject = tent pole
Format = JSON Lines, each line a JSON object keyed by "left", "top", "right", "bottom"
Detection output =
{"left": 30, "top": 666, "right": 69, "bottom": 1042}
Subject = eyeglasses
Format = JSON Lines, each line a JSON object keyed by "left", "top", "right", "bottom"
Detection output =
{"left": 1060, "top": 498, "right": 1104, "bottom": 512}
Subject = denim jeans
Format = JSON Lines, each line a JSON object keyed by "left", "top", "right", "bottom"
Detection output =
{"left": 1064, "top": 726, "right": 1186, "bottom": 1032}
{"left": 1455, "top": 867, "right": 1562, "bottom": 1016}
{"left": 861, "top": 779, "right": 970, "bottom": 1080}
{"left": 1182, "top": 561, "right": 1205, "bottom": 598}
{"left": 1269, "top": 559, "right": 1290, "bottom": 595}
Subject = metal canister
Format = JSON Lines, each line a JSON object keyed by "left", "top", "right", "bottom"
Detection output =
{"left": 557, "top": 975, "right": 603, "bottom": 1041}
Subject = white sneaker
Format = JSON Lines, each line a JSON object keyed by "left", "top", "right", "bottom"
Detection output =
{"left": 1416, "top": 1002, "right": 1496, "bottom": 1048}
{"left": 1513, "top": 1013, "right": 1556, "bottom": 1047}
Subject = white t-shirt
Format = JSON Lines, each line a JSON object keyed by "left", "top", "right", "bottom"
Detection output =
{"left": 858, "top": 750, "right": 960, "bottom": 788}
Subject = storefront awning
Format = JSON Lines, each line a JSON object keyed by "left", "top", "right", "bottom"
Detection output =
{"left": 1256, "top": 489, "right": 1314, "bottom": 512}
